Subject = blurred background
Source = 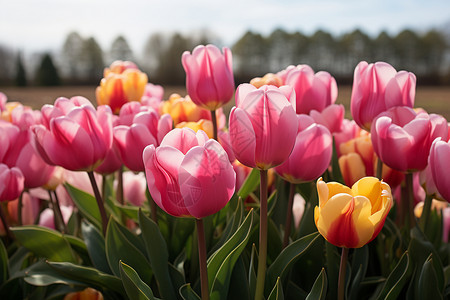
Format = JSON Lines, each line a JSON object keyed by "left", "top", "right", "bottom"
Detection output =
{"left": 0, "top": 0, "right": 449, "bottom": 115}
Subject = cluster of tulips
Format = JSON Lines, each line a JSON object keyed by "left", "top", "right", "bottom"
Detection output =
{"left": 0, "top": 44, "right": 449, "bottom": 300}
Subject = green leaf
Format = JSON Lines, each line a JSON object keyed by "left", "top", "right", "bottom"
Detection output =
{"left": 348, "top": 245, "right": 369, "bottom": 300}
{"left": 119, "top": 261, "right": 156, "bottom": 300}
{"left": 330, "top": 136, "right": 344, "bottom": 184}
{"left": 64, "top": 235, "right": 90, "bottom": 264}
{"left": 238, "top": 168, "right": 259, "bottom": 199}
{"left": 418, "top": 254, "right": 442, "bottom": 300}
{"left": 325, "top": 242, "right": 340, "bottom": 300}
{"left": 0, "top": 239, "right": 8, "bottom": 283}
{"left": 47, "top": 261, "right": 124, "bottom": 294}
{"left": 65, "top": 183, "right": 102, "bottom": 229}
{"left": 248, "top": 244, "right": 258, "bottom": 300}
{"left": 305, "top": 268, "right": 327, "bottom": 300}
{"left": 267, "top": 277, "right": 284, "bottom": 300}
{"left": 179, "top": 283, "right": 201, "bottom": 300}
{"left": 24, "top": 260, "right": 84, "bottom": 287}
{"left": 267, "top": 232, "right": 320, "bottom": 289}
{"left": 10, "top": 225, "right": 77, "bottom": 263}
{"left": 105, "top": 218, "right": 153, "bottom": 283}
{"left": 207, "top": 209, "right": 254, "bottom": 300}
{"left": 81, "top": 221, "right": 111, "bottom": 274}
{"left": 227, "top": 257, "right": 251, "bottom": 300}
{"left": 376, "top": 251, "right": 412, "bottom": 300}
{"left": 139, "top": 210, "right": 178, "bottom": 300}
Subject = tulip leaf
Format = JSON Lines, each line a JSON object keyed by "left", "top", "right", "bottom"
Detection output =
{"left": 0, "top": 239, "right": 8, "bottom": 283}
{"left": 65, "top": 183, "right": 102, "bottom": 230}
{"left": 24, "top": 260, "right": 85, "bottom": 287}
{"left": 105, "top": 218, "right": 153, "bottom": 283}
{"left": 46, "top": 261, "right": 125, "bottom": 295}
{"left": 330, "top": 137, "right": 344, "bottom": 184}
{"left": 248, "top": 244, "right": 258, "bottom": 300}
{"left": 179, "top": 283, "right": 201, "bottom": 300}
{"left": 207, "top": 209, "right": 254, "bottom": 300}
{"left": 139, "top": 210, "right": 178, "bottom": 300}
{"left": 238, "top": 168, "right": 259, "bottom": 199}
{"left": 267, "top": 277, "right": 284, "bottom": 300}
{"left": 10, "top": 225, "right": 77, "bottom": 263}
{"left": 267, "top": 232, "right": 320, "bottom": 289}
{"left": 348, "top": 245, "right": 369, "bottom": 300}
{"left": 305, "top": 268, "right": 327, "bottom": 300}
{"left": 418, "top": 254, "right": 442, "bottom": 300}
{"left": 376, "top": 251, "right": 412, "bottom": 300}
{"left": 119, "top": 261, "right": 157, "bottom": 300}
{"left": 81, "top": 221, "right": 111, "bottom": 274}
{"left": 227, "top": 257, "right": 251, "bottom": 300}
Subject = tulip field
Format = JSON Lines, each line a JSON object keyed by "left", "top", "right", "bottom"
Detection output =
{"left": 0, "top": 46, "right": 449, "bottom": 300}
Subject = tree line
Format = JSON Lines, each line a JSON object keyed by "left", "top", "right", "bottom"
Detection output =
{"left": 0, "top": 27, "right": 449, "bottom": 87}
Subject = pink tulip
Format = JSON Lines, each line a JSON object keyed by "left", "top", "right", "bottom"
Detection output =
{"left": 0, "top": 92, "right": 6, "bottom": 111}
{"left": 0, "top": 164, "right": 24, "bottom": 201}
{"left": 38, "top": 206, "right": 73, "bottom": 229}
{"left": 7, "top": 192, "right": 40, "bottom": 224}
{"left": 293, "top": 193, "right": 306, "bottom": 228}
{"left": 309, "top": 104, "right": 344, "bottom": 134}
{"left": 94, "top": 142, "right": 122, "bottom": 174}
{"left": 443, "top": 207, "right": 450, "bottom": 242}
{"left": 143, "top": 128, "right": 235, "bottom": 218}
{"left": 371, "top": 107, "right": 448, "bottom": 172}
{"left": 333, "top": 119, "right": 363, "bottom": 157}
{"left": 142, "top": 83, "right": 164, "bottom": 101}
{"left": 0, "top": 121, "right": 55, "bottom": 188}
{"left": 284, "top": 65, "right": 337, "bottom": 114}
{"left": 429, "top": 138, "right": 450, "bottom": 202}
{"left": 229, "top": 84, "right": 298, "bottom": 170}
{"left": 275, "top": 115, "right": 333, "bottom": 183}
{"left": 114, "top": 110, "right": 173, "bottom": 171}
{"left": 182, "top": 44, "right": 235, "bottom": 110}
{"left": 119, "top": 171, "right": 147, "bottom": 206}
{"left": 33, "top": 97, "right": 113, "bottom": 171}
{"left": 351, "top": 61, "right": 416, "bottom": 131}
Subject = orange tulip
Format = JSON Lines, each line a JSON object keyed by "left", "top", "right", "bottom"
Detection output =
{"left": 64, "top": 287, "right": 103, "bottom": 300}
{"left": 176, "top": 119, "right": 214, "bottom": 138}
{"left": 250, "top": 73, "right": 283, "bottom": 88}
{"left": 314, "top": 177, "right": 392, "bottom": 248}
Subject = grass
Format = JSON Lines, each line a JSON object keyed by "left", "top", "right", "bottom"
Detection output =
{"left": 1, "top": 85, "right": 449, "bottom": 121}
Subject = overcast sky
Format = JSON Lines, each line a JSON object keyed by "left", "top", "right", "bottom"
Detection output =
{"left": 0, "top": 0, "right": 449, "bottom": 54}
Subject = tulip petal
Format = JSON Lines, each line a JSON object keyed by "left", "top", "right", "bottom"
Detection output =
{"left": 229, "top": 107, "right": 256, "bottom": 168}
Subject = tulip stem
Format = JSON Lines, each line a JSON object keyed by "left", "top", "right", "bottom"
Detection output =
{"left": 419, "top": 194, "right": 433, "bottom": 232}
{"left": 283, "top": 182, "right": 296, "bottom": 249}
{"left": 376, "top": 158, "right": 383, "bottom": 180}
{"left": 117, "top": 166, "right": 124, "bottom": 205}
{"left": 87, "top": 171, "right": 108, "bottom": 236}
{"left": 210, "top": 110, "right": 218, "bottom": 141}
{"left": 196, "top": 218, "right": 210, "bottom": 300}
{"left": 405, "top": 172, "right": 415, "bottom": 229}
{"left": 0, "top": 203, "right": 13, "bottom": 242}
{"left": 48, "top": 190, "right": 66, "bottom": 232}
{"left": 338, "top": 247, "right": 349, "bottom": 300}
{"left": 145, "top": 187, "right": 158, "bottom": 224}
{"left": 17, "top": 190, "right": 24, "bottom": 226}
{"left": 255, "top": 169, "right": 268, "bottom": 300}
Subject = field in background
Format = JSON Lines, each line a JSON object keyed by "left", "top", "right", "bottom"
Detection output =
{"left": 1, "top": 86, "right": 449, "bottom": 121}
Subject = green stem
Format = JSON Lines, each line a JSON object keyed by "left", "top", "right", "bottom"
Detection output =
{"left": 210, "top": 110, "right": 218, "bottom": 141}
{"left": 48, "top": 190, "right": 65, "bottom": 232}
{"left": 117, "top": 166, "right": 124, "bottom": 205}
{"left": 145, "top": 187, "right": 158, "bottom": 224}
{"left": 17, "top": 191, "right": 24, "bottom": 226}
{"left": 376, "top": 158, "right": 383, "bottom": 180}
{"left": 405, "top": 172, "right": 415, "bottom": 229}
{"left": 419, "top": 194, "right": 433, "bottom": 232}
{"left": 53, "top": 191, "right": 68, "bottom": 233}
{"left": 196, "top": 218, "right": 210, "bottom": 300}
{"left": 0, "top": 203, "right": 13, "bottom": 242}
{"left": 282, "top": 182, "right": 296, "bottom": 249}
{"left": 338, "top": 247, "right": 349, "bottom": 300}
{"left": 255, "top": 169, "right": 268, "bottom": 300}
{"left": 87, "top": 171, "right": 108, "bottom": 236}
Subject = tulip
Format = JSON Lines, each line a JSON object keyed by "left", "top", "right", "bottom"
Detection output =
{"left": 371, "top": 106, "right": 448, "bottom": 172}
{"left": 275, "top": 114, "right": 333, "bottom": 183}
{"left": 142, "top": 82, "right": 164, "bottom": 101}
{"left": 103, "top": 60, "right": 138, "bottom": 76}
{"left": 351, "top": 61, "right": 416, "bottom": 131}
{"left": 38, "top": 205, "right": 73, "bottom": 230}
{"left": 293, "top": 193, "right": 306, "bottom": 228}
{"left": 340, "top": 135, "right": 375, "bottom": 176}
{"left": 339, "top": 153, "right": 367, "bottom": 187}
{"left": 96, "top": 68, "right": 148, "bottom": 114}
{"left": 119, "top": 171, "right": 147, "bottom": 207}
{"left": 176, "top": 119, "right": 213, "bottom": 139}
{"left": 428, "top": 137, "right": 450, "bottom": 202}
{"left": 182, "top": 44, "right": 234, "bottom": 110}
{"left": 229, "top": 84, "right": 298, "bottom": 170}
{"left": 0, "top": 164, "right": 24, "bottom": 202}
{"left": 250, "top": 73, "right": 283, "bottom": 88}
{"left": 64, "top": 287, "right": 103, "bottom": 300}
{"left": 94, "top": 142, "right": 122, "bottom": 175}
{"left": 315, "top": 177, "right": 393, "bottom": 248}
{"left": 33, "top": 98, "right": 113, "bottom": 172}
{"left": 0, "top": 92, "right": 6, "bottom": 111}
{"left": 116, "top": 101, "right": 152, "bottom": 126}
{"left": 114, "top": 110, "right": 172, "bottom": 172}
{"left": 309, "top": 104, "right": 344, "bottom": 134}
{"left": 333, "top": 119, "right": 363, "bottom": 157}
{"left": 143, "top": 128, "right": 235, "bottom": 218}
{"left": 284, "top": 65, "right": 338, "bottom": 114}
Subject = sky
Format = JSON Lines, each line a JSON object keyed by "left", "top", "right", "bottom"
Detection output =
{"left": 0, "top": 0, "right": 449, "bottom": 55}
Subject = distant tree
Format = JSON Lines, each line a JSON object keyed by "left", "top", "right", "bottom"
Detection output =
{"left": 394, "top": 29, "right": 422, "bottom": 73}
{"left": 35, "top": 53, "right": 60, "bottom": 86}
{"left": 421, "top": 30, "right": 448, "bottom": 79}
{"left": 109, "top": 36, "right": 134, "bottom": 63}
{"left": 83, "top": 37, "right": 104, "bottom": 83}
{"left": 232, "top": 31, "right": 269, "bottom": 82}
{"left": 142, "top": 32, "right": 168, "bottom": 77}
{"left": 290, "top": 31, "right": 310, "bottom": 66}
{"left": 373, "top": 31, "right": 396, "bottom": 65}
{"left": 0, "top": 44, "right": 15, "bottom": 85}
{"left": 15, "top": 52, "right": 27, "bottom": 86}
{"left": 338, "top": 29, "right": 373, "bottom": 76}
{"left": 61, "top": 31, "right": 85, "bottom": 82}
{"left": 267, "top": 28, "right": 295, "bottom": 71}
{"left": 308, "top": 30, "right": 336, "bottom": 72}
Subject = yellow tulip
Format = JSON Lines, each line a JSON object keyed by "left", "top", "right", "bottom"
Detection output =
{"left": 160, "top": 94, "right": 211, "bottom": 126}
{"left": 250, "top": 73, "right": 283, "bottom": 88}
{"left": 338, "top": 153, "right": 366, "bottom": 187}
{"left": 176, "top": 119, "right": 214, "bottom": 138}
{"left": 314, "top": 177, "right": 392, "bottom": 248}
